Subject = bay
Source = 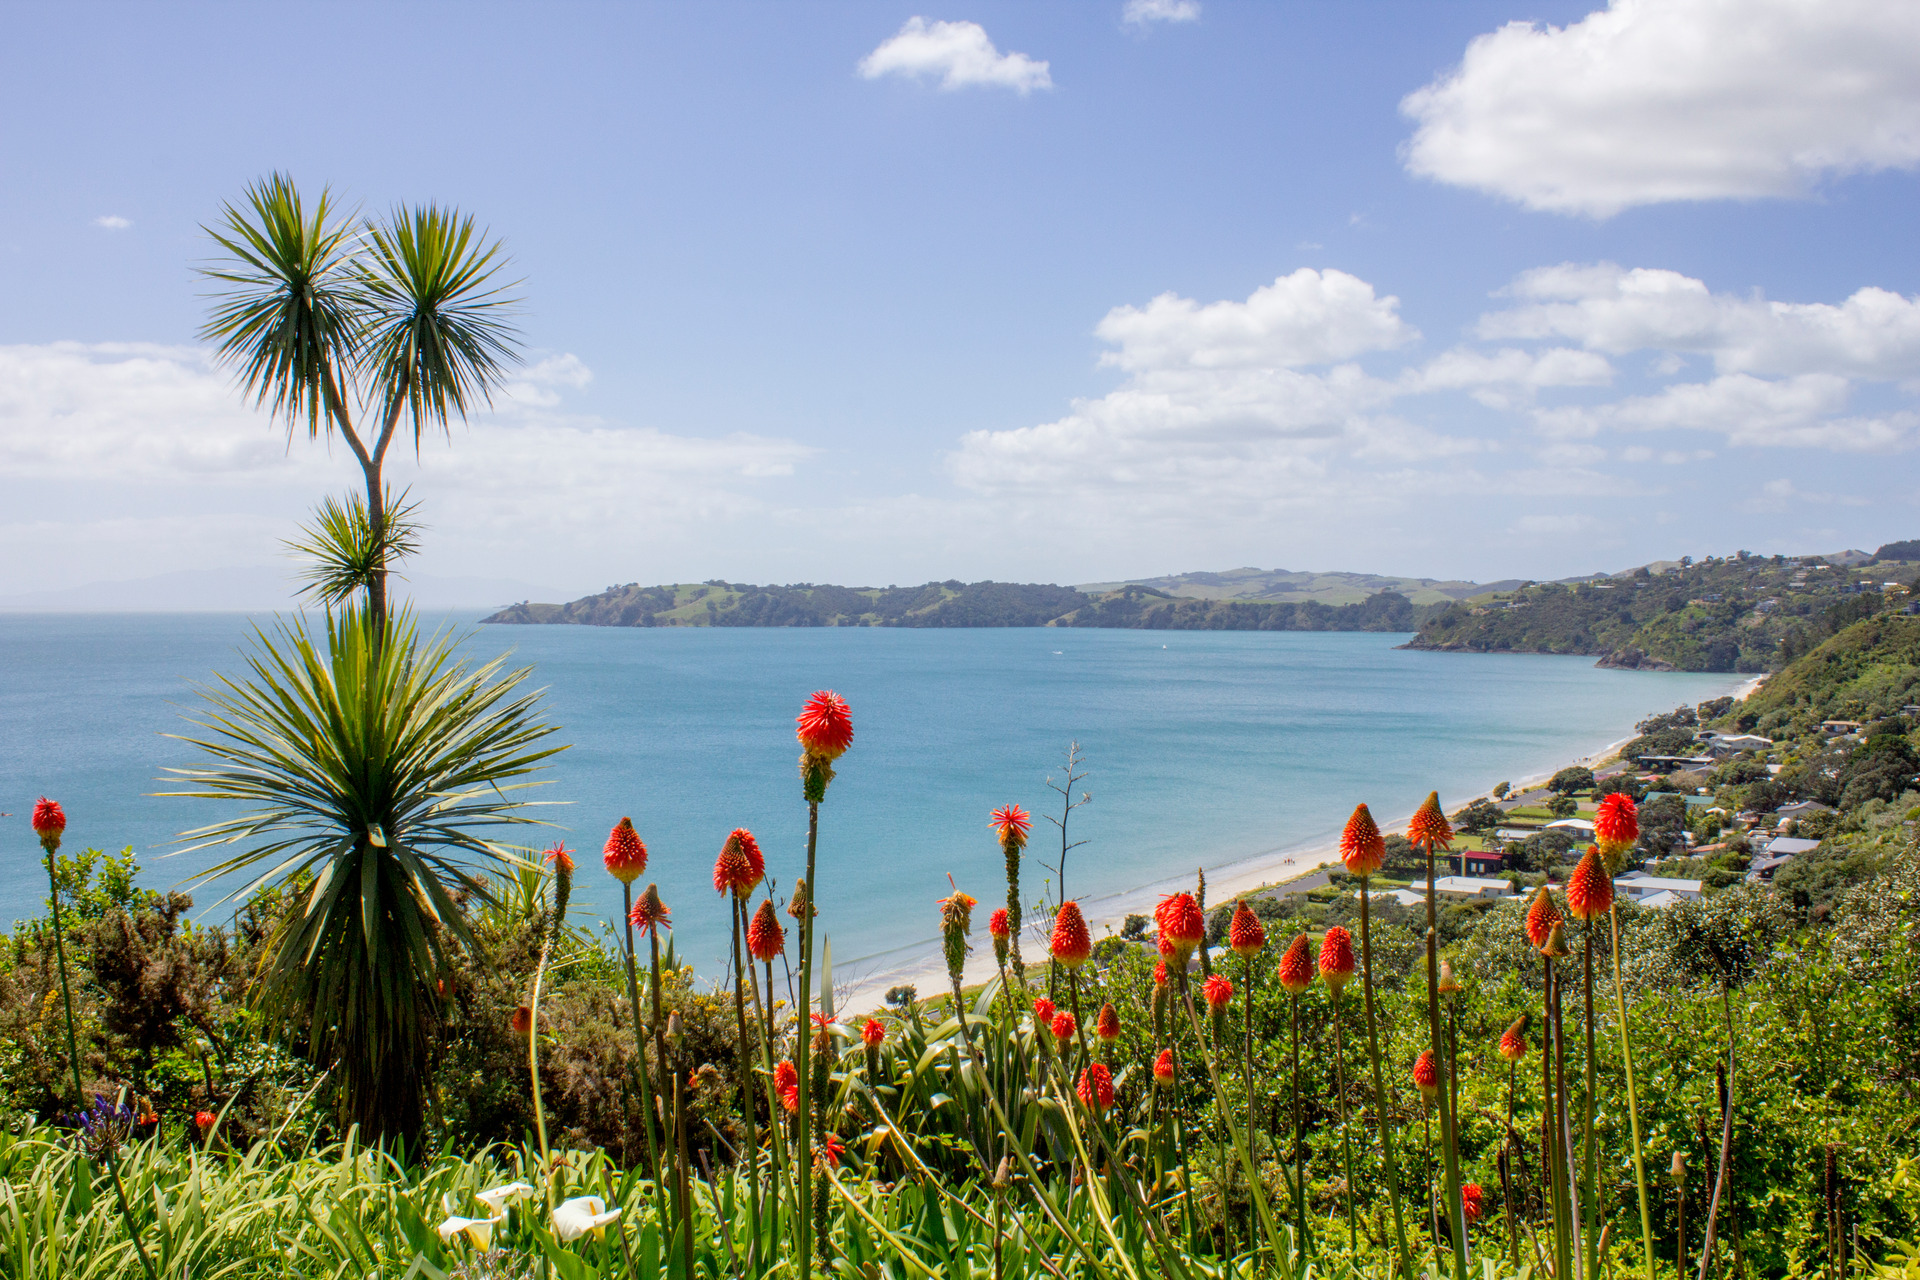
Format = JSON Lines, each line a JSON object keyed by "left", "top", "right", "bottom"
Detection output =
{"left": 1, "top": 613, "right": 1743, "bottom": 981}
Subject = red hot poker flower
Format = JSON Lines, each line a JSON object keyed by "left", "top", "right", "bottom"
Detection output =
{"left": 1153, "top": 1048, "right": 1175, "bottom": 1082}
{"left": 1319, "top": 925, "right": 1355, "bottom": 994}
{"left": 988, "top": 907, "right": 1011, "bottom": 940}
{"left": 1050, "top": 901, "right": 1092, "bottom": 969}
{"left": 747, "top": 899, "right": 786, "bottom": 962}
{"left": 1594, "top": 793, "right": 1639, "bottom": 857}
{"left": 861, "top": 1017, "right": 886, "bottom": 1048}
{"left": 713, "top": 828, "right": 765, "bottom": 897}
{"left": 1155, "top": 893, "right": 1206, "bottom": 959}
{"left": 1340, "top": 804, "right": 1385, "bottom": 877}
{"left": 1153, "top": 959, "right": 1168, "bottom": 987}
{"left": 991, "top": 804, "right": 1031, "bottom": 850}
{"left": 796, "top": 690, "right": 854, "bottom": 759}
{"left": 1050, "top": 1010, "right": 1077, "bottom": 1042}
{"left": 32, "top": 798, "right": 66, "bottom": 844}
{"left": 1077, "top": 1062, "right": 1114, "bottom": 1112}
{"left": 1413, "top": 1049, "right": 1439, "bottom": 1100}
{"left": 1228, "top": 900, "right": 1266, "bottom": 957}
{"left": 1407, "top": 791, "right": 1454, "bottom": 849}
{"left": 194, "top": 1110, "right": 216, "bottom": 1132}
{"left": 1498, "top": 1014, "right": 1529, "bottom": 1062}
{"left": 629, "top": 883, "right": 671, "bottom": 936}
{"left": 1202, "top": 974, "right": 1234, "bottom": 1009}
{"left": 1462, "top": 1183, "right": 1485, "bottom": 1224}
{"left": 1095, "top": 1002, "right": 1120, "bottom": 1041}
{"left": 1278, "top": 934, "right": 1315, "bottom": 994}
{"left": 1032, "top": 996, "right": 1055, "bottom": 1025}
{"left": 545, "top": 844, "right": 575, "bottom": 876}
{"left": 1525, "top": 884, "right": 1563, "bottom": 952}
{"left": 820, "top": 1134, "right": 846, "bottom": 1168}
{"left": 774, "top": 1060, "right": 799, "bottom": 1112}
{"left": 1565, "top": 846, "right": 1614, "bottom": 921}
{"left": 603, "top": 818, "right": 648, "bottom": 884}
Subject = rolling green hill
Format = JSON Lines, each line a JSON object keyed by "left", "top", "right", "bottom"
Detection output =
{"left": 1406, "top": 553, "right": 1917, "bottom": 672}
{"left": 1075, "top": 565, "right": 1526, "bottom": 606}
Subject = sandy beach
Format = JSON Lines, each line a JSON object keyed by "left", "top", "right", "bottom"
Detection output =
{"left": 830, "top": 671, "right": 1766, "bottom": 1014}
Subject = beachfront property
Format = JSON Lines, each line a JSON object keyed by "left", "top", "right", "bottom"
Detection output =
{"left": 1356, "top": 877, "right": 1515, "bottom": 906}
{"left": 1613, "top": 872, "right": 1704, "bottom": 904}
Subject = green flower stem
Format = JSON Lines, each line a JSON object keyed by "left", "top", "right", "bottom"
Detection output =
{"left": 729, "top": 897, "right": 762, "bottom": 1270}
{"left": 45, "top": 837, "right": 157, "bottom": 1280}
{"left": 794, "top": 799, "right": 820, "bottom": 1275}
{"left": 619, "top": 882, "right": 664, "bottom": 1197}
{"left": 1425, "top": 838, "right": 1469, "bottom": 1280}
{"left": 1610, "top": 902, "right": 1656, "bottom": 1280}
{"left": 1330, "top": 987, "right": 1359, "bottom": 1246}
{"left": 1583, "top": 924, "right": 1600, "bottom": 1280}
{"left": 1178, "top": 975, "right": 1282, "bottom": 1264}
{"left": 1358, "top": 882, "right": 1416, "bottom": 1280}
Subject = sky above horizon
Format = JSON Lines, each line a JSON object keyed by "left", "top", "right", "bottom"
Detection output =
{"left": 3, "top": 0, "right": 1918, "bottom": 601}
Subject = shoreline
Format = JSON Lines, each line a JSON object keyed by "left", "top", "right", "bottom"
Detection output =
{"left": 833, "top": 669, "right": 1764, "bottom": 1013}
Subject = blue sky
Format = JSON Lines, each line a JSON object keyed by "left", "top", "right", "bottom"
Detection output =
{"left": 2, "top": 0, "right": 1917, "bottom": 600}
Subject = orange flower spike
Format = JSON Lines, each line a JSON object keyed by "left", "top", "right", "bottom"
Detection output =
{"left": 713, "top": 828, "right": 765, "bottom": 897}
{"left": 1032, "top": 995, "right": 1056, "bottom": 1025}
{"left": 1095, "top": 1002, "right": 1121, "bottom": 1042}
{"left": 545, "top": 843, "right": 575, "bottom": 876}
{"left": 1050, "top": 1010, "right": 1077, "bottom": 1042}
{"left": 1525, "top": 884, "right": 1563, "bottom": 951}
{"left": 1318, "top": 925, "right": 1356, "bottom": 994}
{"left": 1155, "top": 892, "right": 1206, "bottom": 960}
{"left": 1202, "top": 974, "right": 1234, "bottom": 1009}
{"left": 988, "top": 907, "right": 1011, "bottom": 940}
{"left": 1498, "top": 1014, "right": 1529, "bottom": 1062}
{"left": 991, "top": 804, "right": 1031, "bottom": 850}
{"left": 1340, "top": 804, "right": 1386, "bottom": 877}
{"left": 1565, "top": 846, "right": 1614, "bottom": 921}
{"left": 1278, "top": 933, "right": 1315, "bottom": 994}
{"left": 1408, "top": 791, "right": 1454, "bottom": 849}
{"left": 1153, "top": 959, "right": 1169, "bottom": 986}
{"left": 774, "top": 1060, "right": 800, "bottom": 1112}
{"left": 603, "top": 817, "right": 648, "bottom": 884}
{"left": 1594, "top": 793, "right": 1639, "bottom": 857}
{"left": 747, "top": 899, "right": 786, "bottom": 962}
{"left": 1413, "top": 1049, "right": 1439, "bottom": 1100}
{"left": 1077, "top": 1063, "right": 1114, "bottom": 1112}
{"left": 1228, "top": 900, "right": 1266, "bottom": 957}
{"left": 1050, "top": 901, "right": 1092, "bottom": 969}
{"left": 1462, "top": 1183, "right": 1485, "bottom": 1224}
{"left": 629, "top": 883, "right": 671, "bottom": 935}
{"left": 32, "top": 797, "right": 66, "bottom": 846}
{"left": 1153, "top": 1048, "right": 1175, "bottom": 1082}
{"left": 796, "top": 690, "right": 853, "bottom": 759}
{"left": 861, "top": 1017, "right": 886, "bottom": 1048}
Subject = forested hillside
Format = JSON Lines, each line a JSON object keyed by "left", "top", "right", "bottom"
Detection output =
{"left": 1406, "top": 552, "right": 1916, "bottom": 672}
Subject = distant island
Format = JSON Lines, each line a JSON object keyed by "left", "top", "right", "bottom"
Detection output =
{"left": 481, "top": 541, "right": 1920, "bottom": 673}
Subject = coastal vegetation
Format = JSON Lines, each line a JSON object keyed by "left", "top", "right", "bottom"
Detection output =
{"left": 7, "top": 607, "right": 1919, "bottom": 1280}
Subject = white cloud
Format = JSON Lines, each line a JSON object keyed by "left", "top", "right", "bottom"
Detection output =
{"left": 92, "top": 215, "right": 132, "bottom": 230}
{"left": 1483, "top": 264, "right": 1920, "bottom": 379}
{"left": 858, "top": 18, "right": 1052, "bottom": 94}
{"left": 948, "top": 270, "right": 1422, "bottom": 500}
{"left": 0, "top": 341, "right": 812, "bottom": 506}
{"left": 1533, "top": 372, "right": 1914, "bottom": 451}
{"left": 1401, "top": 0, "right": 1920, "bottom": 216}
{"left": 1122, "top": 0, "right": 1200, "bottom": 27}
{"left": 1402, "top": 346, "right": 1613, "bottom": 393}
{"left": 1744, "top": 477, "right": 1871, "bottom": 511}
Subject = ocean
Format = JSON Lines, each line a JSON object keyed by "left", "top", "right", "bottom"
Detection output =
{"left": 1, "top": 613, "right": 1743, "bottom": 983}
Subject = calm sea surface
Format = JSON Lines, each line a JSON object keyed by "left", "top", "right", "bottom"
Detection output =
{"left": 1, "top": 614, "right": 1742, "bottom": 975}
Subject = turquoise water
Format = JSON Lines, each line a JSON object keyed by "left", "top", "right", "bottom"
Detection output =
{"left": 0, "top": 614, "right": 1742, "bottom": 975}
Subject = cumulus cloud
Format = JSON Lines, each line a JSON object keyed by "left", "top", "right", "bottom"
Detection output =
{"left": 1482, "top": 264, "right": 1920, "bottom": 379}
{"left": 1122, "top": 0, "right": 1200, "bottom": 26}
{"left": 0, "top": 341, "right": 812, "bottom": 494}
{"left": 858, "top": 18, "right": 1052, "bottom": 94}
{"left": 93, "top": 215, "right": 132, "bottom": 230}
{"left": 948, "top": 270, "right": 1425, "bottom": 501}
{"left": 1744, "top": 477, "right": 1872, "bottom": 511}
{"left": 1401, "top": 0, "right": 1920, "bottom": 216}
{"left": 1533, "top": 373, "right": 1913, "bottom": 451}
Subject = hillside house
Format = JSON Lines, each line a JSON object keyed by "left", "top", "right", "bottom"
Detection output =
{"left": 1614, "top": 873, "right": 1703, "bottom": 904}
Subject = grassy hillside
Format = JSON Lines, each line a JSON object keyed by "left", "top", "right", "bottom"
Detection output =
{"left": 1406, "top": 552, "right": 1916, "bottom": 672}
{"left": 481, "top": 579, "right": 1448, "bottom": 630}
{"left": 1076, "top": 564, "right": 1526, "bottom": 605}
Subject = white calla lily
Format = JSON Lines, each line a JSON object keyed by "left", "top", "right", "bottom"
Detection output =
{"left": 551, "top": 1194, "right": 622, "bottom": 1243}
{"left": 475, "top": 1181, "right": 536, "bottom": 1214}
{"left": 436, "top": 1211, "right": 503, "bottom": 1249}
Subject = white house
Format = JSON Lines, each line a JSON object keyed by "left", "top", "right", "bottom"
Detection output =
{"left": 1775, "top": 801, "right": 1830, "bottom": 822}
{"left": 1545, "top": 818, "right": 1596, "bottom": 835}
{"left": 1760, "top": 836, "right": 1821, "bottom": 858}
{"left": 1432, "top": 876, "right": 1517, "bottom": 901}
{"left": 1613, "top": 873, "right": 1704, "bottom": 903}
